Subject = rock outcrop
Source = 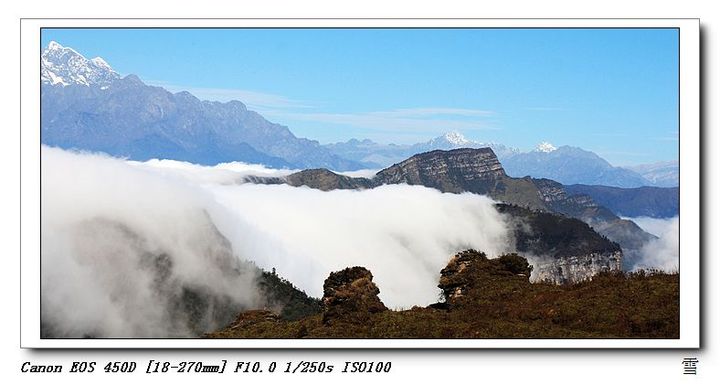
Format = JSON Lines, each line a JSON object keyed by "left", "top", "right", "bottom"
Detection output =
{"left": 321, "top": 266, "right": 387, "bottom": 324}
{"left": 438, "top": 250, "right": 533, "bottom": 305}
{"left": 206, "top": 250, "right": 679, "bottom": 339}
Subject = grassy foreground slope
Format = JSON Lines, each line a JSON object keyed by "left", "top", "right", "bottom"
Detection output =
{"left": 206, "top": 251, "right": 678, "bottom": 339}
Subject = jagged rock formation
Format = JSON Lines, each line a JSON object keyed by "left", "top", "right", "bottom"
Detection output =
{"left": 321, "top": 267, "right": 387, "bottom": 325}
{"left": 206, "top": 250, "right": 679, "bottom": 339}
{"left": 438, "top": 250, "right": 532, "bottom": 304}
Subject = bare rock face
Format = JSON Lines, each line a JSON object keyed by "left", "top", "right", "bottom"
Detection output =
{"left": 321, "top": 267, "right": 387, "bottom": 324}
{"left": 374, "top": 148, "right": 506, "bottom": 194}
{"left": 531, "top": 251, "right": 623, "bottom": 284}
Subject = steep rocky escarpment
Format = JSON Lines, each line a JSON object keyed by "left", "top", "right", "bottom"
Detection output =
{"left": 531, "top": 178, "right": 655, "bottom": 268}
{"left": 374, "top": 148, "right": 506, "bottom": 192}
{"left": 496, "top": 203, "right": 623, "bottom": 284}
{"left": 265, "top": 148, "right": 654, "bottom": 266}
{"left": 374, "top": 148, "right": 548, "bottom": 210}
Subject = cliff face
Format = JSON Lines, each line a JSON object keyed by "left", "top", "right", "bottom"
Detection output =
{"left": 531, "top": 178, "right": 655, "bottom": 268}
{"left": 496, "top": 203, "right": 623, "bottom": 283}
{"left": 532, "top": 251, "right": 624, "bottom": 285}
{"left": 374, "top": 148, "right": 506, "bottom": 194}
{"left": 374, "top": 148, "right": 548, "bottom": 210}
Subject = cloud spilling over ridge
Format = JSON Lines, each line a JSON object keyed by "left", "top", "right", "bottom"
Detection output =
{"left": 43, "top": 147, "right": 515, "bottom": 337}
{"left": 626, "top": 216, "right": 679, "bottom": 272}
{"left": 209, "top": 184, "right": 513, "bottom": 308}
{"left": 333, "top": 169, "right": 380, "bottom": 178}
{"left": 128, "top": 158, "right": 298, "bottom": 185}
{"left": 42, "top": 147, "right": 263, "bottom": 337}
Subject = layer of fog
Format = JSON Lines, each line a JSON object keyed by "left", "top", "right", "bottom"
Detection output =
{"left": 333, "top": 169, "right": 380, "bottom": 178}
{"left": 127, "top": 158, "right": 299, "bottom": 185}
{"left": 42, "top": 146, "right": 514, "bottom": 336}
{"left": 42, "top": 147, "right": 264, "bottom": 337}
{"left": 209, "top": 183, "right": 511, "bottom": 307}
{"left": 624, "top": 216, "right": 679, "bottom": 272}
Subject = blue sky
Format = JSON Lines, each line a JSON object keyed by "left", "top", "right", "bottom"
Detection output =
{"left": 41, "top": 28, "right": 679, "bottom": 165}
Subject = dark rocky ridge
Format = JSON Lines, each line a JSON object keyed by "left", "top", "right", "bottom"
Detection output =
{"left": 253, "top": 148, "right": 652, "bottom": 272}
{"left": 496, "top": 204, "right": 622, "bottom": 283}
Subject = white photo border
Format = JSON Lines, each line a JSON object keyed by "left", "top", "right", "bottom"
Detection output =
{"left": 20, "top": 18, "right": 700, "bottom": 349}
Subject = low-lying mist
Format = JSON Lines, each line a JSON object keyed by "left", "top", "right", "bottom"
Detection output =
{"left": 42, "top": 147, "right": 264, "bottom": 337}
{"left": 42, "top": 147, "right": 513, "bottom": 336}
{"left": 625, "top": 216, "right": 680, "bottom": 272}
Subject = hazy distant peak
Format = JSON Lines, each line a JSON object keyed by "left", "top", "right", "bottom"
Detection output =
{"left": 535, "top": 141, "right": 557, "bottom": 153}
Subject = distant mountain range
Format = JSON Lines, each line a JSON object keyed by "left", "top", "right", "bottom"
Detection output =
{"left": 323, "top": 132, "right": 520, "bottom": 170}
{"left": 41, "top": 41, "right": 363, "bottom": 171}
{"left": 501, "top": 145, "right": 652, "bottom": 188}
{"left": 564, "top": 184, "right": 679, "bottom": 218}
{"left": 41, "top": 40, "right": 678, "bottom": 189}
{"left": 324, "top": 132, "right": 678, "bottom": 188}
{"left": 626, "top": 161, "right": 680, "bottom": 187}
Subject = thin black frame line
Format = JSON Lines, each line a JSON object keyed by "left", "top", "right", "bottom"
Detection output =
{"left": 34, "top": 25, "right": 684, "bottom": 344}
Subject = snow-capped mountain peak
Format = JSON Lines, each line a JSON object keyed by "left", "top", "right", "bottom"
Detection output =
{"left": 535, "top": 141, "right": 557, "bottom": 153}
{"left": 91, "top": 57, "right": 112, "bottom": 70}
{"left": 47, "top": 40, "right": 63, "bottom": 51}
{"left": 41, "top": 41, "right": 120, "bottom": 87}
{"left": 442, "top": 131, "right": 470, "bottom": 146}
